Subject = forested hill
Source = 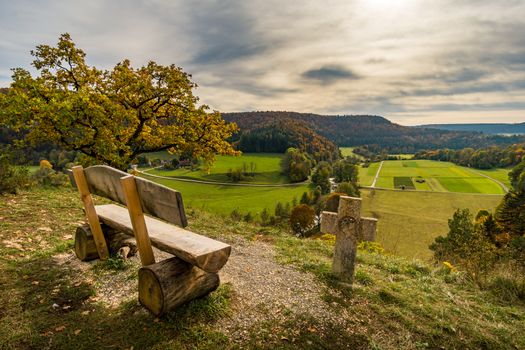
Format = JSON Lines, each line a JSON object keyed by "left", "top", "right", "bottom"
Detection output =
{"left": 418, "top": 123, "right": 525, "bottom": 135}
{"left": 223, "top": 111, "right": 525, "bottom": 152}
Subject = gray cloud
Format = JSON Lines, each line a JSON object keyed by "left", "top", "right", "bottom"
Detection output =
{"left": 302, "top": 65, "right": 360, "bottom": 84}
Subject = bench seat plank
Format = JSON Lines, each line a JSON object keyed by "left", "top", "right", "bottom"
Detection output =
{"left": 95, "top": 204, "right": 230, "bottom": 273}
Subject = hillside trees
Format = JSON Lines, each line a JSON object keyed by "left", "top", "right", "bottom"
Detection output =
{"left": 415, "top": 144, "right": 525, "bottom": 169}
{"left": 223, "top": 111, "right": 525, "bottom": 152}
{"left": 496, "top": 160, "right": 525, "bottom": 237}
{"left": 0, "top": 34, "right": 238, "bottom": 170}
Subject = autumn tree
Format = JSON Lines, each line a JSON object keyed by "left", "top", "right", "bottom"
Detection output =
{"left": 0, "top": 34, "right": 238, "bottom": 170}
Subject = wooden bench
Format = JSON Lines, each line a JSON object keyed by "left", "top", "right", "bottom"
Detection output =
{"left": 69, "top": 165, "right": 231, "bottom": 316}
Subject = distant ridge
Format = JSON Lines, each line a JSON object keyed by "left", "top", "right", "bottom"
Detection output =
{"left": 223, "top": 111, "right": 525, "bottom": 152}
{"left": 419, "top": 123, "right": 525, "bottom": 135}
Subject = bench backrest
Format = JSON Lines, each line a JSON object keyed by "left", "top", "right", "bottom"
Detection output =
{"left": 70, "top": 165, "right": 187, "bottom": 227}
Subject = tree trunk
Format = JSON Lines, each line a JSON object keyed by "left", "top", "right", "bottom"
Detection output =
{"left": 74, "top": 224, "right": 137, "bottom": 261}
{"left": 138, "top": 257, "right": 220, "bottom": 317}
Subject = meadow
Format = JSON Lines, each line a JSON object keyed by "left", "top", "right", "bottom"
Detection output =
{"left": 140, "top": 173, "right": 309, "bottom": 217}
{"left": 145, "top": 153, "right": 287, "bottom": 184}
{"left": 360, "top": 188, "right": 503, "bottom": 259}
{"left": 370, "top": 160, "right": 508, "bottom": 194}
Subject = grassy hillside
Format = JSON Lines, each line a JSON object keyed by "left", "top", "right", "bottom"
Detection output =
{"left": 1, "top": 187, "right": 523, "bottom": 349}
{"left": 371, "top": 160, "right": 507, "bottom": 194}
{"left": 360, "top": 189, "right": 503, "bottom": 259}
{"left": 145, "top": 153, "right": 287, "bottom": 184}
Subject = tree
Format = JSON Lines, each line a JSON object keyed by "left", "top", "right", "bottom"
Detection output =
{"left": 0, "top": 34, "right": 239, "bottom": 170}
{"left": 290, "top": 204, "right": 315, "bottom": 236}
{"left": 496, "top": 160, "right": 525, "bottom": 237}
{"left": 280, "top": 148, "right": 311, "bottom": 182}
{"left": 311, "top": 161, "right": 332, "bottom": 194}
{"left": 332, "top": 158, "right": 358, "bottom": 183}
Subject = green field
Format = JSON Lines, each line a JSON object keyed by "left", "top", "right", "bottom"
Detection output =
{"left": 361, "top": 189, "right": 503, "bottom": 259}
{"left": 474, "top": 167, "right": 512, "bottom": 188}
{"left": 372, "top": 160, "right": 507, "bottom": 194}
{"left": 145, "top": 153, "right": 287, "bottom": 184}
{"left": 340, "top": 147, "right": 365, "bottom": 160}
{"left": 358, "top": 163, "right": 380, "bottom": 186}
{"left": 141, "top": 174, "right": 309, "bottom": 217}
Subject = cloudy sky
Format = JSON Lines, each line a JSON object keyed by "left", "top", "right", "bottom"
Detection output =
{"left": 1, "top": 0, "right": 524, "bottom": 125}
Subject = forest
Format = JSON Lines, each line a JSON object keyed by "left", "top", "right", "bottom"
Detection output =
{"left": 224, "top": 111, "right": 525, "bottom": 152}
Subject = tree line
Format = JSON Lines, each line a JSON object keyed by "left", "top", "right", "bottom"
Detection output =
{"left": 414, "top": 144, "right": 525, "bottom": 169}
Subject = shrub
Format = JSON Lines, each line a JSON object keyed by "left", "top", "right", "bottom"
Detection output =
{"left": 227, "top": 167, "right": 244, "bottom": 182}
{"left": 0, "top": 154, "right": 31, "bottom": 194}
{"left": 230, "top": 209, "right": 242, "bottom": 221}
{"left": 430, "top": 209, "right": 499, "bottom": 286}
{"left": 336, "top": 181, "right": 360, "bottom": 197}
{"left": 260, "top": 208, "right": 270, "bottom": 225}
{"left": 290, "top": 204, "right": 315, "bottom": 237}
{"left": 243, "top": 212, "right": 253, "bottom": 222}
{"left": 39, "top": 159, "right": 53, "bottom": 169}
{"left": 358, "top": 241, "right": 385, "bottom": 255}
{"left": 32, "top": 165, "right": 69, "bottom": 187}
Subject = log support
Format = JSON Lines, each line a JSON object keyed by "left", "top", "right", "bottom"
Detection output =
{"left": 74, "top": 224, "right": 138, "bottom": 261}
{"left": 138, "top": 257, "right": 220, "bottom": 316}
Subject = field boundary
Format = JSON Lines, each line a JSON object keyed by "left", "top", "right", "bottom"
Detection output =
{"left": 138, "top": 169, "right": 308, "bottom": 187}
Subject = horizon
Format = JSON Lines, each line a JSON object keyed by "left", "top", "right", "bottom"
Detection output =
{"left": 1, "top": 0, "right": 524, "bottom": 125}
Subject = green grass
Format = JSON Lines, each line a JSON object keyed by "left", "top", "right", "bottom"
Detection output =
{"left": 474, "top": 167, "right": 512, "bottom": 188}
{"left": 145, "top": 153, "right": 287, "bottom": 184}
{"left": 339, "top": 147, "right": 365, "bottom": 160}
{"left": 360, "top": 188, "right": 503, "bottom": 259}
{"left": 372, "top": 160, "right": 506, "bottom": 194}
{"left": 141, "top": 174, "right": 309, "bottom": 217}
{"left": 358, "top": 163, "right": 379, "bottom": 186}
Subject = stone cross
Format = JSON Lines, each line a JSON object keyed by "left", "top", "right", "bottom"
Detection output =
{"left": 320, "top": 196, "right": 377, "bottom": 284}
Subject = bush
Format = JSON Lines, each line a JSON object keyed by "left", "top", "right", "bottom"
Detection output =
{"left": 336, "top": 181, "right": 360, "bottom": 197}
{"left": 227, "top": 167, "right": 244, "bottom": 182}
{"left": 0, "top": 154, "right": 31, "bottom": 194}
{"left": 32, "top": 163, "right": 69, "bottom": 187}
{"left": 358, "top": 241, "right": 385, "bottom": 255}
{"left": 290, "top": 204, "right": 315, "bottom": 237}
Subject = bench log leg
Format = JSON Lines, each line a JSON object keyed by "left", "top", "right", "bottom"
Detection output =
{"left": 75, "top": 224, "right": 137, "bottom": 261}
{"left": 138, "top": 257, "right": 220, "bottom": 317}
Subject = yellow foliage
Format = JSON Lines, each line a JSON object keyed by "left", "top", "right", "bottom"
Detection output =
{"left": 443, "top": 261, "right": 456, "bottom": 271}
{"left": 39, "top": 159, "right": 52, "bottom": 169}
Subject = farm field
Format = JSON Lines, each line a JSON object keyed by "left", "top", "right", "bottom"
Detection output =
{"left": 473, "top": 167, "right": 512, "bottom": 188}
{"left": 145, "top": 153, "right": 287, "bottom": 184}
{"left": 371, "top": 160, "right": 507, "bottom": 194}
{"left": 140, "top": 173, "right": 309, "bottom": 217}
{"left": 360, "top": 188, "right": 503, "bottom": 259}
{"left": 358, "top": 162, "right": 380, "bottom": 186}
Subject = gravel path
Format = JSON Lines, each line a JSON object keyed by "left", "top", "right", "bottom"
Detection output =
{"left": 371, "top": 161, "right": 384, "bottom": 188}
{"left": 61, "top": 235, "right": 342, "bottom": 341}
